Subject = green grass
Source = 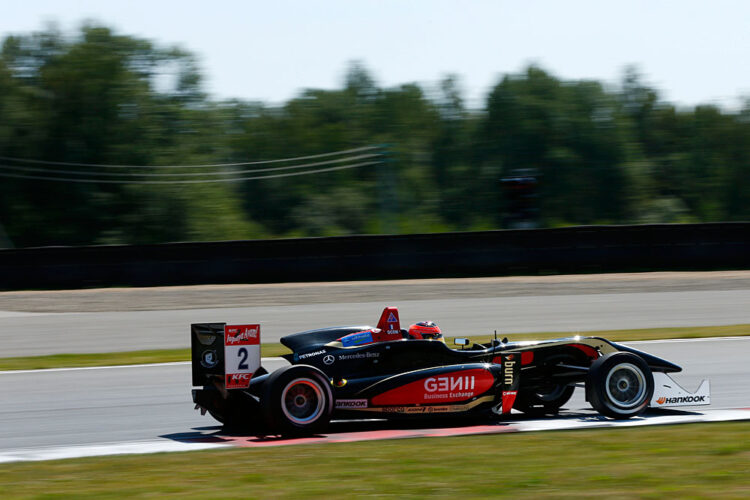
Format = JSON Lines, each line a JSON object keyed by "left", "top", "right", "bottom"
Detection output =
{"left": 448, "top": 323, "right": 749, "bottom": 346}
{"left": 2, "top": 324, "right": 748, "bottom": 372}
{"left": 1, "top": 422, "right": 748, "bottom": 498}
{"left": 0, "top": 349, "right": 193, "bottom": 371}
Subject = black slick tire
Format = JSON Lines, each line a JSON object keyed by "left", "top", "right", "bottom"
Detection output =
{"left": 587, "top": 352, "right": 654, "bottom": 419}
{"left": 262, "top": 364, "right": 333, "bottom": 435}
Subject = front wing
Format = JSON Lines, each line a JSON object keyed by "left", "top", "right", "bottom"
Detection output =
{"left": 650, "top": 372, "right": 710, "bottom": 408}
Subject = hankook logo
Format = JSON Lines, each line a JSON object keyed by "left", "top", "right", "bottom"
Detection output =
{"left": 335, "top": 399, "right": 368, "bottom": 409}
{"left": 656, "top": 395, "right": 706, "bottom": 405}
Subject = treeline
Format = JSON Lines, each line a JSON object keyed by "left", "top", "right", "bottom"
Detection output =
{"left": 0, "top": 25, "right": 748, "bottom": 248}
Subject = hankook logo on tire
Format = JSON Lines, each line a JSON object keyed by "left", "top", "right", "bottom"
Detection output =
{"left": 323, "top": 354, "right": 335, "bottom": 365}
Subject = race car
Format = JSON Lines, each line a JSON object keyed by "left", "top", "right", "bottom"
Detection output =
{"left": 191, "top": 307, "right": 710, "bottom": 435}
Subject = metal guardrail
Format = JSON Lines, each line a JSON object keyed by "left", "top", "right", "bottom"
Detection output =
{"left": 0, "top": 223, "right": 748, "bottom": 289}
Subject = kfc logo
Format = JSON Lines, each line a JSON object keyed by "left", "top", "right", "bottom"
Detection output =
{"left": 226, "top": 372, "right": 252, "bottom": 389}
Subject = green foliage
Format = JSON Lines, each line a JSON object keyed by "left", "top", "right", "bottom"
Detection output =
{"left": 1, "top": 25, "right": 748, "bottom": 248}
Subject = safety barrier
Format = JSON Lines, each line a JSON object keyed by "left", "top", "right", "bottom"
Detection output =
{"left": 0, "top": 223, "right": 748, "bottom": 289}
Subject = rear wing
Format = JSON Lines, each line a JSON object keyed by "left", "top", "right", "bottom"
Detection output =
{"left": 191, "top": 323, "right": 261, "bottom": 389}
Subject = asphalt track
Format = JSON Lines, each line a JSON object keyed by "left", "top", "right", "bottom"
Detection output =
{"left": 2, "top": 289, "right": 750, "bottom": 356}
{"left": 0, "top": 337, "right": 748, "bottom": 462}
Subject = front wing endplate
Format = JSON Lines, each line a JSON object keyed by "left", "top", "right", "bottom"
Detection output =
{"left": 650, "top": 372, "right": 710, "bottom": 407}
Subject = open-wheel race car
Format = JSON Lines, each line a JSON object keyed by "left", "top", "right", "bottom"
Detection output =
{"left": 191, "top": 307, "right": 710, "bottom": 435}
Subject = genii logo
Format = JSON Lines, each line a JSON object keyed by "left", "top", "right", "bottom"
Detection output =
{"left": 424, "top": 375, "right": 475, "bottom": 393}
{"left": 371, "top": 368, "right": 495, "bottom": 406}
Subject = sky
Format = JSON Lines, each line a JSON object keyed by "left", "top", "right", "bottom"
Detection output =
{"left": 1, "top": 0, "right": 749, "bottom": 109}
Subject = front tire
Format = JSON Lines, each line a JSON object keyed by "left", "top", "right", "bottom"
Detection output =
{"left": 262, "top": 365, "right": 333, "bottom": 435}
{"left": 587, "top": 352, "right": 654, "bottom": 419}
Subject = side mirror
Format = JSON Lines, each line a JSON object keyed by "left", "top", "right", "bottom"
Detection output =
{"left": 453, "top": 338, "right": 470, "bottom": 346}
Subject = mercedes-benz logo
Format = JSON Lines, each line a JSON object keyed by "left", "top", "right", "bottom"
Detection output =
{"left": 323, "top": 354, "right": 335, "bottom": 365}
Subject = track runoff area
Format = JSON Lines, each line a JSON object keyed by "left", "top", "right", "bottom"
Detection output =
{"left": 2, "top": 338, "right": 750, "bottom": 464}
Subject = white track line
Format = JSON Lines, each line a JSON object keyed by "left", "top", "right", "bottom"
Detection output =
{"left": 0, "top": 311, "right": 60, "bottom": 318}
{"left": 0, "top": 439, "right": 231, "bottom": 464}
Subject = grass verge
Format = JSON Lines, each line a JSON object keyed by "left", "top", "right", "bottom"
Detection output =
{"left": 1, "top": 421, "right": 749, "bottom": 498}
{"left": 2, "top": 324, "right": 747, "bottom": 372}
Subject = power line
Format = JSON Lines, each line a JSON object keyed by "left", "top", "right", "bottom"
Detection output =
{"left": 0, "top": 152, "right": 381, "bottom": 177}
{"left": 0, "top": 145, "right": 380, "bottom": 169}
{"left": 0, "top": 160, "right": 382, "bottom": 184}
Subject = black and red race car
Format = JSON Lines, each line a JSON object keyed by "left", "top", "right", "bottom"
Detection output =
{"left": 191, "top": 307, "right": 709, "bottom": 434}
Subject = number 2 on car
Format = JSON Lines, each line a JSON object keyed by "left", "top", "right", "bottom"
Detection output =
{"left": 224, "top": 324, "right": 261, "bottom": 389}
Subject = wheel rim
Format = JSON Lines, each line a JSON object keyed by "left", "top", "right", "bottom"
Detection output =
{"left": 281, "top": 378, "right": 325, "bottom": 425}
{"left": 605, "top": 363, "right": 646, "bottom": 409}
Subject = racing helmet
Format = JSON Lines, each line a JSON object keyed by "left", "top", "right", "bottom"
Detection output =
{"left": 408, "top": 321, "right": 443, "bottom": 342}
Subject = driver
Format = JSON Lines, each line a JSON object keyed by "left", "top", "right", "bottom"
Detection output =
{"left": 407, "top": 321, "right": 444, "bottom": 342}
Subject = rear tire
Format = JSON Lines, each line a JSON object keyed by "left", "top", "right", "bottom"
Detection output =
{"left": 262, "top": 365, "right": 333, "bottom": 435}
{"left": 587, "top": 352, "right": 654, "bottom": 419}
